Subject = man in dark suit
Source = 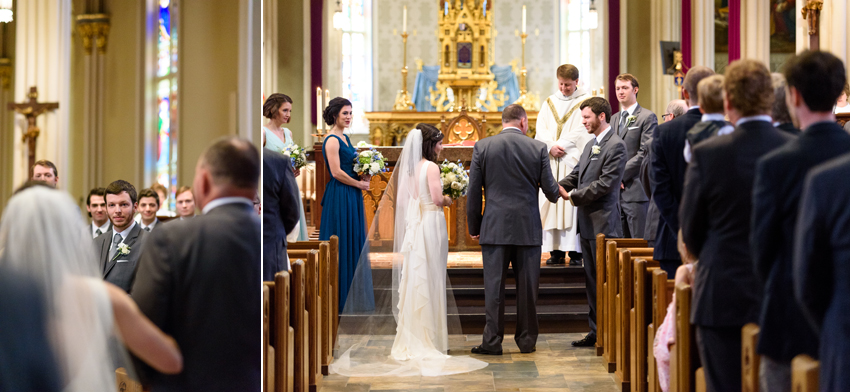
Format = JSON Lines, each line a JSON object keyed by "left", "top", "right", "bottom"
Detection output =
{"left": 649, "top": 66, "right": 715, "bottom": 277}
{"left": 0, "top": 267, "right": 61, "bottom": 392}
{"left": 610, "top": 74, "right": 657, "bottom": 238}
{"left": 755, "top": 51, "right": 848, "bottom": 391}
{"left": 94, "top": 180, "right": 148, "bottom": 293}
{"left": 131, "top": 137, "right": 260, "bottom": 391}
{"left": 680, "top": 59, "right": 792, "bottom": 392}
{"left": 467, "top": 104, "right": 561, "bottom": 355}
{"left": 86, "top": 187, "right": 111, "bottom": 238}
{"left": 263, "top": 149, "right": 300, "bottom": 281}
{"left": 559, "top": 97, "right": 627, "bottom": 347}
{"left": 771, "top": 72, "right": 802, "bottom": 136}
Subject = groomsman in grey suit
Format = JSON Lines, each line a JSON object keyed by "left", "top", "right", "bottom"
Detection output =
{"left": 94, "top": 180, "right": 148, "bottom": 293}
{"left": 86, "top": 187, "right": 111, "bottom": 238}
{"left": 559, "top": 97, "right": 627, "bottom": 347}
{"left": 468, "top": 104, "right": 562, "bottom": 355}
{"left": 610, "top": 74, "right": 657, "bottom": 238}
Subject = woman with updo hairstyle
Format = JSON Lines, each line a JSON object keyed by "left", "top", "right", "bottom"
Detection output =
{"left": 319, "top": 97, "right": 373, "bottom": 311}
{"left": 262, "top": 93, "right": 308, "bottom": 241}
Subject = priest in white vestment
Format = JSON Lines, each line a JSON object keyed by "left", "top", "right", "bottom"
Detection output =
{"left": 535, "top": 64, "right": 595, "bottom": 264}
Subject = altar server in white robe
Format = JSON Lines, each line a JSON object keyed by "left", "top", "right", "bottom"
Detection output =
{"left": 535, "top": 64, "right": 595, "bottom": 265}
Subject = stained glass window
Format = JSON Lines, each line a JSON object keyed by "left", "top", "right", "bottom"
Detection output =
{"left": 155, "top": 0, "right": 178, "bottom": 210}
{"left": 560, "top": 0, "right": 592, "bottom": 86}
{"left": 340, "top": 0, "right": 372, "bottom": 134}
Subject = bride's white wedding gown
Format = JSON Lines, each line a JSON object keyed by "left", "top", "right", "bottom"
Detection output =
{"left": 330, "top": 161, "right": 487, "bottom": 377}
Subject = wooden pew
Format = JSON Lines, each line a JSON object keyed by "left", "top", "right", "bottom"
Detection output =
{"left": 647, "top": 269, "right": 674, "bottom": 392}
{"left": 791, "top": 354, "right": 819, "bottom": 392}
{"left": 630, "top": 258, "right": 660, "bottom": 392}
{"left": 290, "top": 261, "right": 309, "bottom": 392}
{"left": 263, "top": 285, "right": 273, "bottom": 392}
{"left": 670, "top": 283, "right": 699, "bottom": 392}
{"left": 614, "top": 248, "right": 655, "bottom": 390}
{"left": 115, "top": 367, "right": 147, "bottom": 392}
{"left": 304, "top": 251, "right": 323, "bottom": 392}
{"left": 741, "top": 323, "right": 761, "bottom": 392}
{"left": 266, "top": 271, "right": 296, "bottom": 392}
{"left": 598, "top": 235, "right": 649, "bottom": 369}
{"left": 319, "top": 242, "right": 333, "bottom": 374}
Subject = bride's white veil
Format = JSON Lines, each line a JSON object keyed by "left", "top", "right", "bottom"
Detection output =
{"left": 0, "top": 186, "right": 133, "bottom": 391}
{"left": 330, "top": 128, "right": 479, "bottom": 377}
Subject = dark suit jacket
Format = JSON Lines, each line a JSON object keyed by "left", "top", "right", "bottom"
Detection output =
{"left": 467, "top": 127, "right": 560, "bottom": 245}
{"left": 611, "top": 104, "right": 658, "bottom": 203}
{"left": 0, "top": 267, "right": 61, "bottom": 392}
{"left": 776, "top": 122, "right": 801, "bottom": 136}
{"left": 794, "top": 153, "right": 850, "bottom": 391}
{"left": 95, "top": 224, "right": 148, "bottom": 293}
{"left": 559, "top": 129, "right": 627, "bottom": 240}
{"left": 681, "top": 120, "right": 791, "bottom": 327}
{"left": 649, "top": 107, "right": 702, "bottom": 261}
{"left": 752, "top": 121, "right": 846, "bottom": 361}
{"left": 131, "top": 202, "right": 260, "bottom": 391}
{"left": 263, "top": 150, "right": 299, "bottom": 280}
{"left": 640, "top": 135, "right": 659, "bottom": 243}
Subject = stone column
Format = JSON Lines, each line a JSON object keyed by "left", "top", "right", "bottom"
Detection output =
{"left": 820, "top": 0, "right": 850, "bottom": 66}
{"left": 76, "top": 10, "right": 110, "bottom": 194}
{"left": 263, "top": 0, "right": 278, "bottom": 99}
{"left": 13, "top": 0, "right": 72, "bottom": 188}
{"left": 650, "top": 0, "right": 681, "bottom": 113}
{"left": 238, "top": 0, "right": 261, "bottom": 144}
{"left": 690, "top": 0, "right": 714, "bottom": 69}
{"left": 740, "top": 0, "right": 769, "bottom": 65}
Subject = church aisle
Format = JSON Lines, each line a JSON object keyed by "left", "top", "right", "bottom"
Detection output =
{"left": 320, "top": 333, "right": 617, "bottom": 392}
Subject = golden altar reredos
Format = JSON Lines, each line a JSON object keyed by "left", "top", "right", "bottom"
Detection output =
{"left": 365, "top": 0, "right": 538, "bottom": 147}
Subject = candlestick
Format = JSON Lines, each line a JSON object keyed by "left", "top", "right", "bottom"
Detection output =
{"left": 324, "top": 89, "right": 330, "bottom": 132}
{"left": 403, "top": 5, "right": 407, "bottom": 33}
{"left": 392, "top": 31, "right": 416, "bottom": 111}
{"left": 316, "top": 87, "right": 322, "bottom": 132}
{"left": 522, "top": 5, "right": 526, "bottom": 34}
{"left": 513, "top": 29, "right": 539, "bottom": 110}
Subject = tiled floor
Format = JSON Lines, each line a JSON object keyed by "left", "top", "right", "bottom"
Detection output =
{"left": 320, "top": 333, "right": 618, "bottom": 392}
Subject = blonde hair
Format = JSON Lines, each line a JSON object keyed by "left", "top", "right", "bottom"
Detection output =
{"left": 697, "top": 75, "right": 725, "bottom": 114}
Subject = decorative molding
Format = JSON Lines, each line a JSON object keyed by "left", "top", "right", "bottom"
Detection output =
{"left": 76, "top": 13, "right": 111, "bottom": 55}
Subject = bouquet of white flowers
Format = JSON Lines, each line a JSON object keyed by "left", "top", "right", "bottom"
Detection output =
{"left": 353, "top": 148, "right": 388, "bottom": 177}
{"left": 439, "top": 159, "right": 470, "bottom": 199}
{"left": 282, "top": 144, "right": 308, "bottom": 169}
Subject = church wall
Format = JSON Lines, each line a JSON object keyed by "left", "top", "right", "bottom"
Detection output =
{"left": 623, "top": 0, "right": 654, "bottom": 113}
{"left": 373, "top": 0, "right": 558, "bottom": 113}
{"left": 0, "top": 17, "right": 16, "bottom": 214}
{"left": 277, "top": 0, "right": 309, "bottom": 146}
{"left": 178, "top": 0, "right": 241, "bottom": 189}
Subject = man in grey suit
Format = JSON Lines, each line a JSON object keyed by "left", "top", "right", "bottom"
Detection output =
{"left": 559, "top": 97, "right": 628, "bottom": 346}
{"left": 468, "top": 104, "right": 562, "bottom": 355}
{"left": 610, "top": 74, "right": 657, "bottom": 238}
{"left": 94, "top": 180, "right": 148, "bottom": 293}
{"left": 131, "top": 137, "right": 260, "bottom": 391}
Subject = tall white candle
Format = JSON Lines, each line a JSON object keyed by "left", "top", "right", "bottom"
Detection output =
{"left": 522, "top": 5, "right": 527, "bottom": 34}
{"left": 316, "top": 87, "right": 322, "bottom": 131}
{"left": 324, "top": 89, "right": 330, "bottom": 131}
{"left": 403, "top": 5, "right": 407, "bottom": 33}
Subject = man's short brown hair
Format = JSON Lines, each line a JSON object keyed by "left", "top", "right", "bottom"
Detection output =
{"left": 683, "top": 66, "right": 716, "bottom": 105}
{"left": 86, "top": 187, "right": 107, "bottom": 206}
{"left": 501, "top": 104, "right": 528, "bottom": 123}
{"left": 580, "top": 97, "right": 613, "bottom": 123}
{"left": 200, "top": 137, "right": 260, "bottom": 190}
{"left": 783, "top": 50, "right": 847, "bottom": 112}
{"left": 30, "top": 160, "right": 57, "bottom": 178}
{"left": 724, "top": 59, "right": 773, "bottom": 116}
{"left": 177, "top": 185, "right": 193, "bottom": 197}
{"left": 615, "top": 73, "right": 640, "bottom": 95}
{"left": 556, "top": 64, "right": 579, "bottom": 81}
{"left": 138, "top": 188, "right": 160, "bottom": 207}
{"left": 105, "top": 180, "right": 138, "bottom": 204}
{"left": 697, "top": 75, "right": 725, "bottom": 114}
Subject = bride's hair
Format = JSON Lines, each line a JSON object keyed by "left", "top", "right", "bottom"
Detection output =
{"left": 416, "top": 123, "right": 444, "bottom": 163}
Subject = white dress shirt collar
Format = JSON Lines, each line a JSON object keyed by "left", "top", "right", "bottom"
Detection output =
{"left": 202, "top": 197, "right": 253, "bottom": 215}
{"left": 140, "top": 218, "right": 158, "bottom": 231}
{"left": 689, "top": 105, "right": 700, "bottom": 111}
{"left": 114, "top": 221, "right": 137, "bottom": 238}
{"left": 596, "top": 126, "right": 613, "bottom": 143}
{"left": 92, "top": 221, "right": 110, "bottom": 237}
{"left": 622, "top": 102, "right": 638, "bottom": 116}
{"left": 736, "top": 115, "right": 773, "bottom": 126}
{"left": 701, "top": 113, "right": 726, "bottom": 122}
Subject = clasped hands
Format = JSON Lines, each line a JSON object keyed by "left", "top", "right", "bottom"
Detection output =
{"left": 550, "top": 145, "right": 567, "bottom": 159}
{"left": 558, "top": 185, "right": 570, "bottom": 201}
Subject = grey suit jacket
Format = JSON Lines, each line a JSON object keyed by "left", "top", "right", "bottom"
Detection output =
{"left": 467, "top": 127, "right": 560, "bottom": 246}
{"left": 611, "top": 104, "right": 658, "bottom": 202}
{"left": 95, "top": 224, "right": 148, "bottom": 293}
{"left": 559, "top": 129, "right": 627, "bottom": 240}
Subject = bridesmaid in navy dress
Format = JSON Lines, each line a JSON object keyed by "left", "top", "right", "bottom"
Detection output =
{"left": 319, "top": 97, "right": 374, "bottom": 311}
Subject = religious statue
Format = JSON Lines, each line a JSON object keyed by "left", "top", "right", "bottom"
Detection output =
{"left": 8, "top": 87, "right": 59, "bottom": 170}
{"left": 801, "top": 0, "right": 823, "bottom": 35}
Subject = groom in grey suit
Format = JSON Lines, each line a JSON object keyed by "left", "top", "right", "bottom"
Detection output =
{"left": 468, "top": 104, "right": 562, "bottom": 355}
{"left": 559, "top": 97, "right": 627, "bottom": 346}
{"left": 94, "top": 180, "right": 148, "bottom": 293}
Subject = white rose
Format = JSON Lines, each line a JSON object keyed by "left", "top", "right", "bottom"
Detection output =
{"left": 592, "top": 145, "right": 601, "bottom": 155}
{"left": 370, "top": 162, "right": 380, "bottom": 173}
{"left": 447, "top": 173, "right": 457, "bottom": 183}
{"left": 360, "top": 151, "right": 371, "bottom": 157}
{"left": 451, "top": 181, "right": 462, "bottom": 190}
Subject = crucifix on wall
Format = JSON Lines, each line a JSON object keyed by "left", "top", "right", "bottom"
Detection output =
{"left": 8, "top": 86, "right": 59, "bottom": 170}
{"left": 802, "top": 0, "right": 824, "bottom": 50}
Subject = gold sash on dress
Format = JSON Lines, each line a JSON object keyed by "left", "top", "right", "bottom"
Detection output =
{"left": 546, "top": 96, "right": 591, "bottom": 140}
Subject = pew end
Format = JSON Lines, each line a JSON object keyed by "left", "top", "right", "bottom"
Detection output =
{"left": 115, "top": 367, "right": 147, "bottom": 392}
{"left": 792, "top": 354, "right": 819, "bottom": 392}
{"left": 741, "top": 323, "right": 761, "bottom": 392}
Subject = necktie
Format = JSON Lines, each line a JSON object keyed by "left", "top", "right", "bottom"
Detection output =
{"left": 619, "top": 113, "right": 627, "bottom": 135}
{"left": 109, "top": 233, "right": 122, "bottom": 261}
{"left": 95, "top": 228, "right": 102, "bottom": 237}
{"left": 145, "top": 227, "right": 151, "bottom": 232}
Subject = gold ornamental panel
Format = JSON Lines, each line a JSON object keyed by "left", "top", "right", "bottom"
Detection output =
{"left": 364, "top": 111, "right": 538, "bottom": 146}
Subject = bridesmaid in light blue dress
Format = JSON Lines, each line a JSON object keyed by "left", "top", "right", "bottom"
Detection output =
{"left": 263, "top": 93, "right": 308, "bottom": 241}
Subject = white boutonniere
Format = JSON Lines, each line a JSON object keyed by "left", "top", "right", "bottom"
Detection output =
{"left": 626, "top": 115, "right": 637, "bottom": 127}
{"left": 113, "top": 243, "right": 131, "bottom": 261}
{"left": 591, "top": 145, "right": 602, "bottom": 156}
